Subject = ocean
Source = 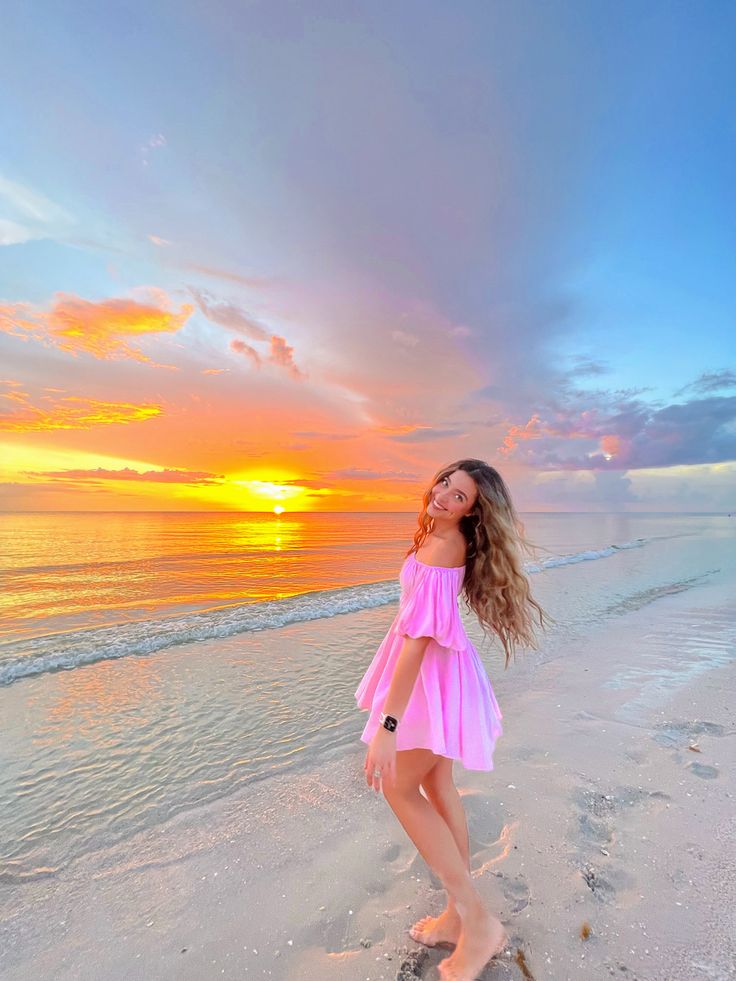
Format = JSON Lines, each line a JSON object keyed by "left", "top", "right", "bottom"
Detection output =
{"left": 1, "top": 511, "right": 733, "bottom": 887}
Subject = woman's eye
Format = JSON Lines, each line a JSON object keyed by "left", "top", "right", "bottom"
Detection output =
{"left": 440, "top": 476, "right": 461, "bottom": 500}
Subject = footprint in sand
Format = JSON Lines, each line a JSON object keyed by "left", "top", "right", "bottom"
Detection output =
{"left": 580, "top": 863, "right": 617, "bottom": 903}
{"left": 461, "top": 793, "right": 507, "bottom": 843}
{"left": 572, "top": 783, "right": 668, "bottom": 905}
{"left": 499, "top": 872, "right": 531, "bottom": 914}
{"left": 576, "top": 785, "right": 671, "bottom": 827}
{"left": 322, "top": 914, "right": 385, "bottom": 955}
{"left": 579, "top": 810, "right": 613, "bottom": 846}
{"left": 618, "top": 787, "right": 671, "bottom": 814}
{"left": 365, "top": 876, "right": 390, "bottom": 896}
{"left": 653, "top": 719, "right": 725, "bottom": 750}
{"left": 687, "top": 761, "right": 719, "bottom": 779}
{"left": 573, "top": 789, "right": 616, "bottom": 848}
{"left": 321, "top": 915, "right": 349, "bottom": 953}
{"left": 654, "top": 720, "right": 726, "bottom": 780}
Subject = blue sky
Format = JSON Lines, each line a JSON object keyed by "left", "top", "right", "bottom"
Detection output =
{"left": 0, "top": 1, "right": 734, "bottom": 511}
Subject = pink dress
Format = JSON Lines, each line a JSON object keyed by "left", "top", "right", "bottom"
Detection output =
{"left": 354, "top": 551, "right": 503, "bottom": 771}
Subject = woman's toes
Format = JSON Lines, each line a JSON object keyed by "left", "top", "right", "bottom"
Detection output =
{"left": 409, "top": 915, "right": 432, "bottom": 940}
{"left": 409, "top": 910, "right": 461, "bottom": 948}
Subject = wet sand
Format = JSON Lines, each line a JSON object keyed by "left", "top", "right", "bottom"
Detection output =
{"left": 1, "top": 573, "right": 734, "bottom": 981}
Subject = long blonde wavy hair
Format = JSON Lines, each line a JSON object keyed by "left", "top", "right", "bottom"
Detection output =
{"left": 406, "top": 459, "right": 549, "bottom": 667}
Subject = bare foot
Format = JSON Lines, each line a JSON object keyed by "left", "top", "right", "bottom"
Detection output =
{"left": 437, "top": 907, "right": 507, "bottom": 981}
{"left": 409, "top": 908, "right": 461, "bottom": 949}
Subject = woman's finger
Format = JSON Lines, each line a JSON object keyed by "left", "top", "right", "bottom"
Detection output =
{"left": 366, "top": 754, "right": 380, "bottom": 789}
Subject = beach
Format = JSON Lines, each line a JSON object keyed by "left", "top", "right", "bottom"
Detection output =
{"left": 1, "top": 514, "right": 734, "bottom": 980}
{"left": 3, "top": 1, "right": 733, "bottom": 976}
{"left": 0, "top": 523, "right": 736, "bottom": 981}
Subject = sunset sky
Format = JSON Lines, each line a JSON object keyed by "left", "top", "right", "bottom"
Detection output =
{"left": 1, "top": 1, "right": 734, "bottom": 512}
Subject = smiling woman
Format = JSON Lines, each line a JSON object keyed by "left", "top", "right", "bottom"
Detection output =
{"left": 0, "top": 1, "right": 733, "bottom": 977}
{"left": 355, "top": 458, "right": 549, "bottom": 978}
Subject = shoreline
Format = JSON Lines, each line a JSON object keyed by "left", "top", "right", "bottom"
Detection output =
{"left": 2, "top": 568, "right": 734, "bottom": 980}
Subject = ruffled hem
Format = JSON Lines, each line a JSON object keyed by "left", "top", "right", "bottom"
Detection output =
{"left": 354, "top": 626, "right": 502, "bottom": 772}
{"left": 358, "top": 719, "right": 501, "bottom": 772}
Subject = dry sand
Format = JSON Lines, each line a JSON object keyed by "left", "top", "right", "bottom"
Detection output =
{"left": 1, "top": 575, "right": 734, "bottom": 981}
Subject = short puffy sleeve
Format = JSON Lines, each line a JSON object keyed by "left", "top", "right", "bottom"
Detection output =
{"left": 394, "top": 564, "right": 466, "bottom": 650}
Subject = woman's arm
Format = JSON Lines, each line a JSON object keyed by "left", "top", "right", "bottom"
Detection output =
{"left": 382, "top": 635, "right": 431, "bottom": 721}
{"left": 365, "top": 634, "right": 431, "bottom": 790}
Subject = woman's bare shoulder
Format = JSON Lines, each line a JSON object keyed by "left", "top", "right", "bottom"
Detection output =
{"left": 417, "top": 533, "right": 467, "bottom": 568}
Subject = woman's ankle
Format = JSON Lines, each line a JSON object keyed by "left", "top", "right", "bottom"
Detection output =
{"left": 454, "top": 892, "right": 486, "bottom": 922}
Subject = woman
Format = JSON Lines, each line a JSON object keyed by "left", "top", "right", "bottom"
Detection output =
{"left": 354, "top": 459, "right": 547, "bottom": 981}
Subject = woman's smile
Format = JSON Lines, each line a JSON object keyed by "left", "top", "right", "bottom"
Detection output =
{"left": 428, "top": 472, "right": 477, "bottom": 520}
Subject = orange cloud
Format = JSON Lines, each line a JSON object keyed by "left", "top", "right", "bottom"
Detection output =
{"left": 192, "top": 290, "right": 305, "bottom": 379}
{"left": 27, "top": 467, "right": 223, "bottom": 484}
{"left": 0, "top": 293, "right": 192, "bottom": 363}
{"left": 499, "top": 413, "right": 544, "bottom": 454}
{"left": 190, "top": 289, "right": 269, "bottom": 341}
{"left": 230, "top": 335, "right": 306, "bottom": 379}
{"left": 230, "top": 338, "right": 261, "bottom": 368}
{"left": 600, "top": 434, "right": 621, "bottom": 456}
{"left": 0, "top": 388, "right": 31, "bottom": 403}
{"left": 0, "top": 389, "right": 162, "bottom": 431}
{"left": 268, "top": 335, "right": 305, "bottom": 380}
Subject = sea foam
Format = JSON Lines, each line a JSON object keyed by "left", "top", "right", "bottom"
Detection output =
{"left": 0, "top": 539, "right": 647, "bottom": 685}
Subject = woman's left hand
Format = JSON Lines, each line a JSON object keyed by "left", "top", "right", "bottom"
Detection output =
{"left": 364, "top": 728, "right": 397, "bottom": 793}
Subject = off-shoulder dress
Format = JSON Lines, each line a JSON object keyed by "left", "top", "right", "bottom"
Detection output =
{"left": 354, "top": 551, "right": 503, "bottom": 771}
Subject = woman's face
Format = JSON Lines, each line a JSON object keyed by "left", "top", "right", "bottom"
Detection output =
{"left": 426, "top": 470, "right": 478, "bottom": 524}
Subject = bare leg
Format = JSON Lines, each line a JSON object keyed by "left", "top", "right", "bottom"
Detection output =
{"left": 409, "top": 757, "right": 470, "bottom": 946}
{"left": 382, "top": 749, "right": 506, "bottom": 979}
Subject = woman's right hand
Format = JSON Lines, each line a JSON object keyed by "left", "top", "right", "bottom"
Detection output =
{"left": 364, "top": 727, "right": 397, "bottom": 793}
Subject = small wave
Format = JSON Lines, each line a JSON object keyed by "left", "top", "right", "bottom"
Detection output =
{"left": 0, "top": 581, "right": 400, "bottom": 686}
{"left": 525, "top": 538, "right": 646, "bottom": 572}
{"left": 0, "top": 538, "right": 648, "bottom": 686}
{"left": 598, "top": 570, "right": 717, "bottom": 617}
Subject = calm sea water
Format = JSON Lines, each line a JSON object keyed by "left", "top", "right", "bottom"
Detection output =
{"left": 0, "top": 510, "right": 684, "bottom": 683}
{"left": 1, "top": 511, "right": 734, "bottom": 884}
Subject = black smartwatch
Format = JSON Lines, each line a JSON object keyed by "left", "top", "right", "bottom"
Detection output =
{"left": 379, "top": 712, "right": 398, "bottom": 732}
